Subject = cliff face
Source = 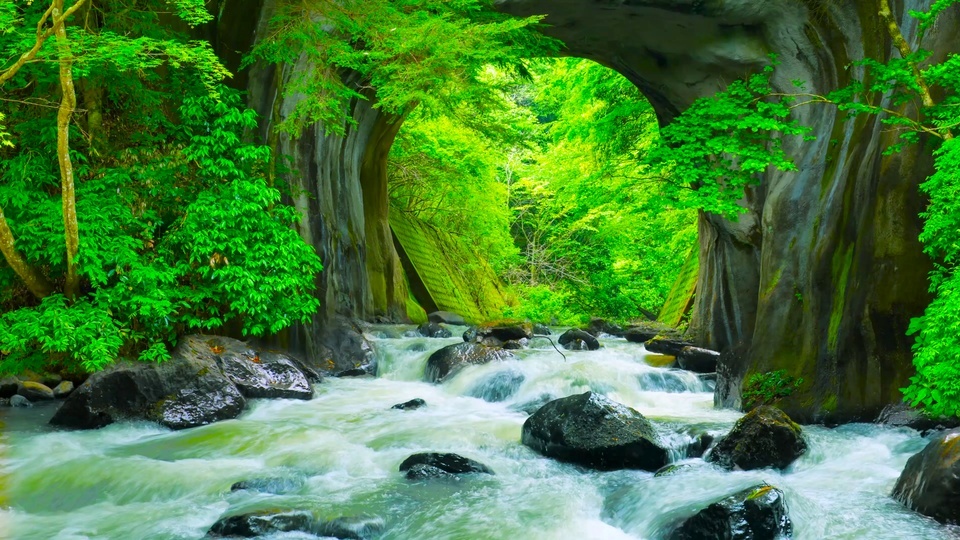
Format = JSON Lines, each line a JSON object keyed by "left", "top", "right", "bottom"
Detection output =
{"left": 234, "top": 0, "right": 958, "bottom": 421}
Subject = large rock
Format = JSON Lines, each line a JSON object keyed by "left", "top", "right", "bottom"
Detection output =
{"left": 892, "top": 428, "right": 960, "bottom": 523}
{"left": 417, "top": 322, "right": 452, "bottom": 338}
{"left": 876, "top": 403, "right": 960, "bottom": 435}
{"left": 469, "top": 321, "right": 533, "bottom": 344}
{"left": 399, "top": 452, "right": 494, "bottom": 476}
{"left": 0, "top": 376, "right": 19, "bottom": 398}
{"left": 521, "top": 391, "right": 668, "bottom": 471}
{"left": 428, "top": 311, "right": 466, "bottom": 326}
{"left": 17, "top": 381, "right": 55, "bottom": 401}
{"left": 644, "top": 336, "right": 695, "bottom": 356}
{"left": 558, "top": 329, "right": 600, "bottom": 351}
{"left": 52, "top": 380, "right": 75, "bottom": 398}
{"left": 391, "top": 398, "right": 426, "bottom": 410}
{"left": 49, "top": 335, "right": 320, "bottom": 430}
{"left": 706, "top": 406, "right": 807, "bottom": 471}
{"left": 585, "top": 318, "right": 624, "bottom": 337}
{"left": 207, "top": 510, "right": 313, "bottom": 537}
{"left": 424, "top": 342, "right": 516, "bottom": 383}
{"left": 624, "top": 322, "right": 683, "bottom": 344}
{"left": 669, "top": 484, "right": 792, "bottom": 540}
{"left": 316, "top": 516, "right": 385, "bottom": 539}
{"left": 313, "top": 316, "right": 377, "bottom": 374}
{"left": 676, "top": 346, "right": 720, "bottom": 374}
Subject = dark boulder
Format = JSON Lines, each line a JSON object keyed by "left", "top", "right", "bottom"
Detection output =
{"left": 317, "top": 516, "right": 385, "bottom": 539}
{"left": 676, "top": 346, "right": 720, "bottom": 374}
{"left": 10, "top": 394, "right": 32, "bottom": 408}
{"left": 468, "top": 370, "right": 525, "bottom": 402}
{"left": 876, "top": 403, "right": 960, "bottom": 435}
{"left": 521, "top": 391, "right": 669, "bottom": 471}
{"left": 314, "top": 316, "right": 376, "bottom": 374}
{"left": 669, "top": 484, "right": 792, "bottom": 540}
{"left": 624, "top": 322, "right": 682, "bottom": 343}
{"left": 685, "top": 432, "right": 715, "bottom": 459}
{"left": 0, "top": 376, "right": 19, "bottom": 398}
{"left": 892, "top": 428, "right": 960, "bottom": 523}
{"left": 585, "top": 318, "right": 624, "bottom": 337}
{"left": 424, "top": 343, "right": 516, "bottom": 383}
{"left": 217, "top": 345, "right": 313, "bottom": 400}
{"left": 49, "top": 335, "right": 269, "bottom": 430}
{"left": 335, "top": 368, "right": 371, "bottom": 378}
{"left": 428, "top": 311, "right": 467, "bottom": 326}
{"left": 18, "top": 381, "right": 55, "bottom": 401}
{"left": 558, "top": 329, "right": 600, "bottom": 351}
{"left": 207, "top": 510, "right": 313, "bottom": 537}
{"left": 230, "top": 476, "right": 305, "bottom": 494}
{"left": 624, "top": 327, "right": 659, "bottom": 344}
{"left": 399, "top": 452, "right": 494, "bottom": 475}
{"left": 706, "top": 406, "right": 807, "bottom": 471}
{"left": 404, "top": 463, "right": 452, "bottom": 480}
{"left": 391, "top": 398, "right": 426, "bottom": 410}
{"left": 502, "top": 339, "right": 527, "bottom": 350}
{"left": 644, "top": 336, "right": 695, "bottom": 356}
{"left": 418, "top": 322, "right": 452, "bottom": 338}
{"left": 473, "top": 321, "right": 533, "bottom": 343}
{"left": 532, "top": 323, "right": 551, "bottom": 336}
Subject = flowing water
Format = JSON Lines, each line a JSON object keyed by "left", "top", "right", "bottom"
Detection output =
{"left": 1, "top": 327, "right": 957, "bottom": 539}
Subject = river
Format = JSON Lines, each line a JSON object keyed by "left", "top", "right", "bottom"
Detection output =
{"left": 0, "top": 327, "right": 956, "bottom": 539}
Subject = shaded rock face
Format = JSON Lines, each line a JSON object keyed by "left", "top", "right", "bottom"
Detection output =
{"left": 418, "top": 321, "right": 452, "bottom": 338}
{"left": 399, "top": 453, "right": 494, "bottom": 476}
{"left": 585, "top": 319, "right": 624, "bottom": 337}
{"left": 50, "top": 336, "right": 315, "bottom": 430}
{"left": 559, "top": 329, "right": 600, "bottom": 351}
{"left": 428, "top": 311, "right": 466, "bottom": 326}
{"left": 424, "top": 342, "right": 516, "bottom": 383}
{"left": 644, "top": 337, "right": 694, "bottom": 357}
{"left": 706, "top": 406, "right": 807, "bottom": 471}
{"left": 676, "top": 346, "right": 720, "bottom": 374}
{"left": 876, "top": 403, "right": 960, "bottom": 435}
{"left": 669, "top": 484, "right": 793, "bottom": 540}
{"left": 521, "top": 391, "right": 669, "bottom": 471}
{"left": 532, "top": 323, "right": 551, "bottom": 336}
{"left": 892, "top": 428, "right": 960, "bottom": 523}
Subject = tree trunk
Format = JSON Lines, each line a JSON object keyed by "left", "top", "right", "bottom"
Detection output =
{"left": 53, "top": 0, "right": 81, "bottom": 301}
{"left": 0, "top": 207, "right": 54, "bottom": 298}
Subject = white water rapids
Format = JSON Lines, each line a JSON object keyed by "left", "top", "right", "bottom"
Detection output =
{"left": 1, "top": 326, "right": 957, "bottom": 539}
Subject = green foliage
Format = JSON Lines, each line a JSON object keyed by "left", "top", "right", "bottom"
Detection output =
{"left": 644, "top": 58, "right": 813, "bottom": 218}
{"left": 742, "top": 370, "right": 804, "bottom": 411}
{"left": 247, "top": 0, "right": 559, "bottom": 135}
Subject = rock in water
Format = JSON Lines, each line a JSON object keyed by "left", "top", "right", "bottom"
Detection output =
{"left": 218, "top": 348, "right": 313, "bottom": 400}
{"left": 585, "top": 318, "right": 624, "bottom": 337}
{"left": 424, "top": 343, "right": 516, "bottom": 383}
{"left": 676, "top": 346, "right": 720, "bottom": 373}
{"left": 892, "top": 428, "right": 960, "bottom": 523}
{"left": 468, "top": 370, "right": 525, "bottom": 402}
{"left": 532, "top": 323, "right": 551, "bottom": 336}
{"left": 521, "top": 391, "right": 668, "bottom": 471}
{"left": 706, "top": 406, "right": 807, "bottom": 470}
{"left": 644, "top": 336, "right": 695, "bottom": 356}
{"left": 52, "top": 381, "right": 74, "bottom": 398}
{"left": 0, "top": 377, "right": 19, "bottom": 398}
{"left": 17, "top": 381, "right": 55, "bottom": 401}
{"left": 669, "top": 484, "right": 792, "bottom": 540}
{"left": 428, "top": 311, "right": 467, "bottom": 326}
{"left": 207, "top": 510, "right": 313, "bottom": 537}
{"left": 10, "top": 394, "right": 32, "bottom": 408}
{"left": 391, "top": 398, "right": 426, "bottom": 410}
{"left": 317, "top": 516, "right": 386, "bottom": 539}
{"left": 472, "top": 321, "right": 533, "bottom": 343}
{"left": 418, "top": 321, "right": 452, "bottom": 338}
{"left": 230, "top": 476, "right": 305, "bottom": 494}
{"left": 399, "top": 453, "right": 494, "bottom": 476}
{"left": 558, "top": 329, "right": 600, "bottom": 351}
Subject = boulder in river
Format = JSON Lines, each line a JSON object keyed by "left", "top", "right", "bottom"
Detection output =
{"left": 10, "top": 394, "right": 32, "bottom": 408}
{"left": 428, "top": 311, "right": 466, "bottom": 326}
{"left": 644, "top": 336, "right": 695, "bottom": 356}
{"left": 876, "top": 403, "right": 960, "bottom": 435}
{"left": 705, "top": 406, "right": 807, "bottom": 471}
{"left": 391, "top": 398, "right": 426, "bottom": 410}
{"left": 230, "top": 476, "right": 305, "bottom": 494}
{"left": 558, "top": 329, "right": 600, "bottom": 351}
{"left": 468, "top": 370, "right": 525, "bottom": 402}
{"left": 208, "top": 510, "right": 314, "bottom": 537}
{"left": 585, "top": 318, "right": 624, "bottom": 337}
{"left": 676, "top": 346, "right": 720, "bottom": 374}
{"left": 18, "top": 381, "right": 54, "bottom": 401}
{"left": 49, "top": 335, "right": 321, "bottom": 430}
{"left": 892, "top": 428, "right": 960, "bottom": 523}
{"left": 0, "top": 376, "right": 19, "bottom": 398}
{"left": 424, "top": 342, "right": 516, "bottom": 383}
{"left": 521, "top": 391, "right": 669, "bottom": 471}
{"left": 316, "top": 516, "right": 385, "bottom": 539}
{"left": 669, "top": 484, "right": 792, "bottom": 540}
{"left": 624, "top": 322, "right": 682, "bottom": 343}
{"left": 469, "top": 321, "right": 533, "bottom": 344}
{"left": 399, "top": 452, "right": 494, "bottom": 477}
{"left": 418, "top": 322, "right": 452, "bottom": 338}
{"left": 532, "top": 323, "right": 551, "bottom": 336}
{"left": 52, "top": 380, "right": 74, "bottom": 398}
{"left": 313, "top": 315, "right": 376, "bottom": 374}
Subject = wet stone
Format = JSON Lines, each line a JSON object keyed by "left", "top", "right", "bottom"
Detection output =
{"left": 230, "top": 476, "right": 305, "bottom": 494}
{"left": 468, "top": 370, "right": 525, "bottom": 402}
{"left": 317, "top": 515, "right": 386, "bottom": 539}
{"left": 207, "top": 510, "right": 313, "bottom": 537}
{"left": 391, "top": 398, "right": 426, "bottom": 411}
{"left": 10, "top": 394, "right": 32, "bottom": 408}
{"left": 399, "top": 452, "right": 494, "bottom": 475}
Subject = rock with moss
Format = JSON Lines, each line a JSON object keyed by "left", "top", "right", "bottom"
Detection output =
{"left": 669, "top": 484, "right": 792, "bottom": 540}
{"left": 521, "top": 391, "right": 669, "bottom": 471}
{"left": 624, "top": 322, "right": 682, "bottom": 344}
{"left": 418, "top": 321, "right": 452, "bottom": 338}
{"left": 705, "top": 406, "right": 807, "bottom": 470}
{"left": 559, "top": 329, "right": 600, "bottom": 351}
{"left": 207, "top": 510, "right": 314, "bottom": 537}
{"left": 644, "top": 336, "right": 695, "bottom": 356}
{"left": 424, "top": 342, "right": 516, "bottom": 383}
{"left": 17, "top": 381, "right": 55, "bottom": 401}
{"left": 892, "top": 428, "right": 960, "bottom": 523}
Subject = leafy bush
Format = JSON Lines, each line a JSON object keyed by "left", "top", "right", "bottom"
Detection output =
{"left": 741, "top": 370, "right": 804, "bottom": 411}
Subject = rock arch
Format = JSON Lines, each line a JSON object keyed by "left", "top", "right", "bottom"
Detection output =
{"left": 238, "top": 0, "right": 959, "bottom": 422}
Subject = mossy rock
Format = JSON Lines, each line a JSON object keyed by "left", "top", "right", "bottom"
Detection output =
{"left": 705, "top": 406, "right": 807, "bottom": 471}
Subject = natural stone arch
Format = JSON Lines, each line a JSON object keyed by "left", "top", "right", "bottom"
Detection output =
{"left": 241, "top": 0, "right": 960, "bottom": 422}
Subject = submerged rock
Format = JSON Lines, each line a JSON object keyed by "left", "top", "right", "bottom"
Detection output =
{"left": 424, "top": 342, "right": 516, "bottom": 383}
{"left": 705, "top": 406, "right": 807, "bottom": 470}
{"left": 521, "top": 391, "right": 668, "bottom": 471}
{"left": 676, "top": 346, "right": 720, "bottom": 374}
{"left": 230, "top": 476, "right": 305, "bottom": 494}
{"left": 637, "top": 371, "right": 689, "bottom": 393}
{"left": 468, "top": 370, "right": 525, "bottom": 402}
{"left": 18, "top": 381, "right": 54, "bottom": 401}
{"left": 10, "top": 394, "right": 32, "bottom": 408}
{"left": 399, "top": 452, "right": 494, "bottom": 476}
{"left": 669, "top": 484, "right": 792, "bottom": 540}
{"left": 207, "top": 510, "right": 313, "bottom": 537}
{"left": 428, "top": 311, "right": 467, "bottom": 326}
{"left": 391, "top": 398, "right": 426, "bottom": 410}
{"left": 892, "top": 428, "right": 960, "bottom": 523}
{"left": 558, "top": 329, "right": 600, "bottom": 351}
{"left": 49, "top": 335, "right": 317, "bottom": 430}
{"left": 418, "top": 321, "right": 452, "bottom": 338}
{"left": 317, "top": 515, "right": 385, "bottom": 539}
